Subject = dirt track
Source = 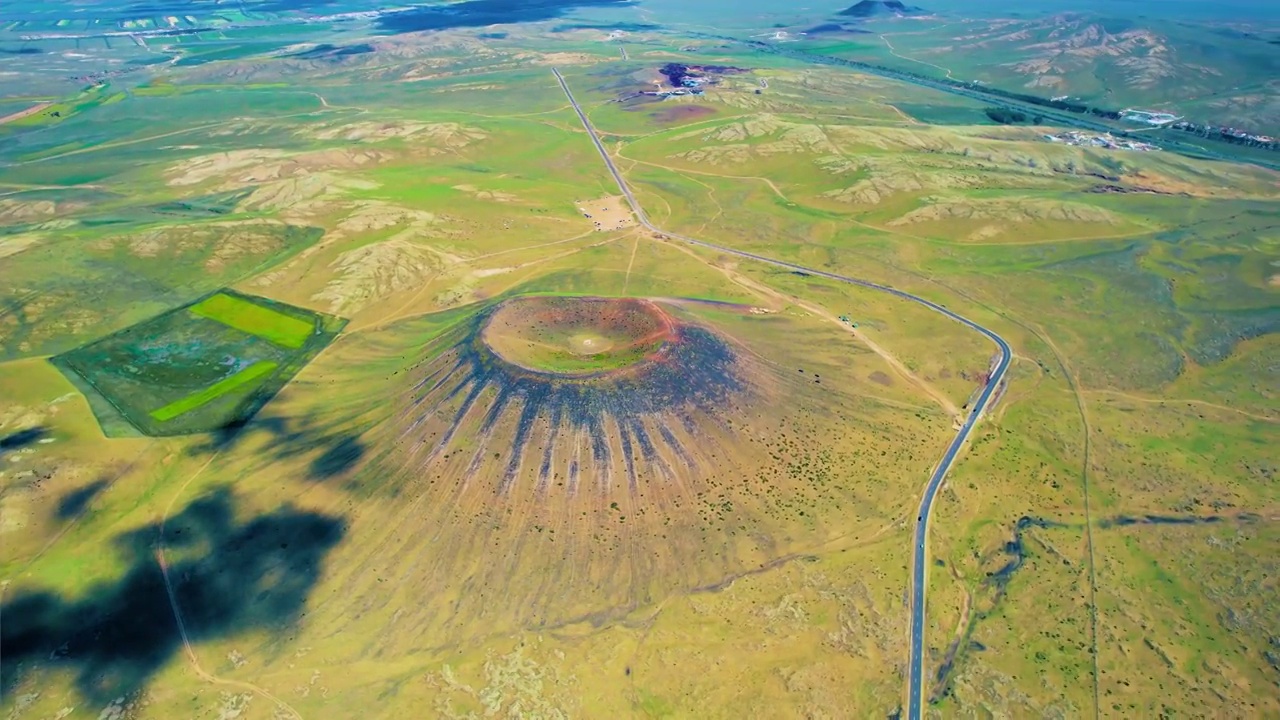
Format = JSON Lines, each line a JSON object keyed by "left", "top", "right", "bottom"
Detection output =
{"left": 0, "top": 102, "right": 52, "bottom": 125}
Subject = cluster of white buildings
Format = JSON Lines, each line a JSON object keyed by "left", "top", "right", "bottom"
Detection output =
{"left": 1119, "top": 109, "right": 1181, "bottom": 126}
{"left": 1043, "top": 131, "right": 1159, "bottom": 152}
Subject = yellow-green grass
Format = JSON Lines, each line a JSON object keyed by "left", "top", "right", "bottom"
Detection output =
{"left": 190, "top": 293, "right": 313, "bottom": 349}
{"left": 2, "top": 84, "right": 122, "bottom": 128}
{"left": 2, "top": 30, "right": 1277, "bottom": 720}
{"left": 148, "top": 360, "right": 278, "bottom": 422}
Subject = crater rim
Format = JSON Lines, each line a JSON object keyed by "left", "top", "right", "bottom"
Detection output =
{"left": 478, "top": 295, "right": 677, "bottom": 379}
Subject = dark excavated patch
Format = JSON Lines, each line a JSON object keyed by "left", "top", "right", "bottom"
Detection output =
{"left": 650, "top": 105, "right": 717, "bottom": 125}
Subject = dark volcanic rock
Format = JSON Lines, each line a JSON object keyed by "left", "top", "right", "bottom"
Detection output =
{"left": 658, "top": 63, "right": 748, "bottom": 88}
{"left": 837, "top": 0, "right": 924, "bottom": 18}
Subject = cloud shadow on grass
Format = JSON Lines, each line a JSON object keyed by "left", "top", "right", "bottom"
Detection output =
{"left": 310, "top": 435, "right": 366, "bottom": 479}
{"left": 55, "top": 478, "right": 110, "bottom": 520}
{"left": 1, "top": 487, "right": 344, "bottom": 708}
{"left": 0, "top": 426, "right": 48, "bottom": 452}
{"left": 377, "top": 0, "right": 635, "bottom": 34}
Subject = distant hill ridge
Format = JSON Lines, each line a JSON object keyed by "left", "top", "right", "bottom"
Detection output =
{"left": 838, "top": 0, "right": 925, "bottom": 18}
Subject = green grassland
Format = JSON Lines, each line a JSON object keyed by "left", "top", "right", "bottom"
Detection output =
{"left": 149, "top": 360, "right": 280, "bottom": 422}
{"left": 567, "top": 49, "right": 1280, "bottom": 718}
{"left": 190, "top": 293, "right": 316, "bottom": 349}
{"left": 0, "top": 222, "right": 323, "bottom": 360}
{"left": 0, "top": 83, "right": 124, "bottom": 129}
{"left": 0, "top": 13, "right": 1276, "bottom": 720}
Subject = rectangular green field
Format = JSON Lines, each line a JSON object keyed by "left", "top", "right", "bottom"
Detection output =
{"left": 149, "top": 360, "right": 279, "bottom": 422}
{"left": 190, "top": 293, "right": 313, "bottom": 349}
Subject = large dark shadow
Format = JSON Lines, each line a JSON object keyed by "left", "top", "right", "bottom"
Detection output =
{"left": 1, "top": 487, "right": 344, "bottom": 707}
{"left": 184, "top": 386, "right": 372, "bottom": 487}
{"left": 284, "top": 43, "right": 375, "bottom": 60}
{"left": 378, "top": 0, "right": 634, "bottom": 33}
{"left": 54, "top": 478, "right": 110, "bottom": 520}
{"left": 194, "top": 408, "right": 369, "bottom": 485}
{"left": 310, "top": 436, "right": 366, "bottom": 479}
{"left": 0, "top": 426, "right": 48, "bottom": 452}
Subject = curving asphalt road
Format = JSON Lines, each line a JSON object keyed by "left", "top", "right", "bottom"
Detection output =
{"left": 552, "top": 68, "right": 1013, "bottom": 719}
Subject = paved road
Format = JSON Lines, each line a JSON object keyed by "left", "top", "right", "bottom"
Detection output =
{"left": 552, "top": 68, "right": 1013, "bottom": 719}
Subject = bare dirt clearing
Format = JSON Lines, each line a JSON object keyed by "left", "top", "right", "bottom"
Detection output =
{"left": 575, "top": 195, "right": 635, "bottom": 232}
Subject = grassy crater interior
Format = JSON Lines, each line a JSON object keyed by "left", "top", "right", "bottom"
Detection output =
{"left": 481, "top": 296, "right": 675, "bottom": 376}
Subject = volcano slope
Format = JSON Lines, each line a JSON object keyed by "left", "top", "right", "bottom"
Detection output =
{"left": 418, "top": 295, "right": 740, "bottom": 499}
{"left": 228, "top": 288, "right": 955, "bottom": 665}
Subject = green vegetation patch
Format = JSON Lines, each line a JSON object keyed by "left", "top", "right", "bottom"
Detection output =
{"left": 983, "top": 106, "right": 1044, "bottom": 125}
{"left": 0, "top": 83, "right": 122, "bottom": 129}
{"left": 51, "top": 290, "right": 345, "bottom": 437}
{"left": 149, "top": 360, "right": 279, "bottom": 422}
{"left": 190, "top": 292, "right": 314, "bottom": 349}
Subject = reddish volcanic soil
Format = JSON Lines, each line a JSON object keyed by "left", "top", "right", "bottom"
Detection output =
{"left": 481, "top": 296, "right": 679, "bottom": 376}
{"left": 501, "top": 296, "right": 673, "bottom": 342}
{"left": 650, "top": 105, "right": 717, "bottom": 124}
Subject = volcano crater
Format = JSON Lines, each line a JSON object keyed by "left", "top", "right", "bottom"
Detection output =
{"left": 480, "top": 296, "right": 676, "bottom": 378}
{"left": 398, "top": 295, "right": 752, "bottom": 497}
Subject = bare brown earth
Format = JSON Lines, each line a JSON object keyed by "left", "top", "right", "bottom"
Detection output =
{"left": 869, "top": 370, "right": 893, "bottom": 386}
{"left": 651, "top": 105, "right": 717, "bottom": 125}
{"left": 0, "top": 102, "right": 51, "bottom": 125}
{"left": 575, "top": 195, "right": 635, "bottom": 232}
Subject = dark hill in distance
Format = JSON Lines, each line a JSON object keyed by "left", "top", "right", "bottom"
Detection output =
{"left": 804, "top": 23, "right": 872, "bottom": 35}
{"left": 378, "top": 0, "right": 634, "bottom": 33}
{"left": 838, "top": 0, "right": 925, "bottom": 18}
